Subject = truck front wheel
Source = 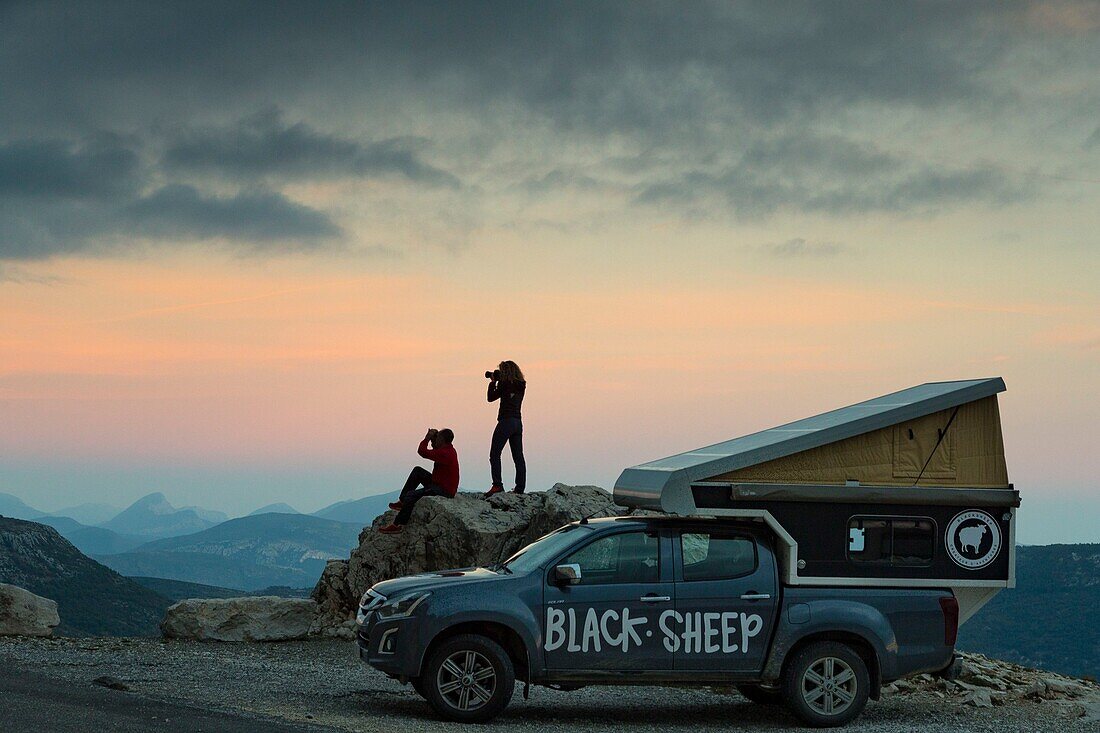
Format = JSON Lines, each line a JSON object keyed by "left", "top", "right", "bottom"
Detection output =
{"left": 782, "top": 641, "right": 869, "bottom": 727}
{"left": 422, "top": 634, "right": 515, "bottom": 723}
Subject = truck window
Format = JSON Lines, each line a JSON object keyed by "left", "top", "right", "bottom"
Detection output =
{"left": 847, "top": 516, "right": 935, "bottom": 567}
{"left": 559, "top": 531, "right": 659, "bottom": 585}
{"left": 680, "top": 532, "right": 756, "bottom": 581}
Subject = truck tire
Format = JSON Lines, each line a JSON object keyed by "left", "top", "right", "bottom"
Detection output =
{"left": 782, "top": 641, "right": 870, "bottom": 727}
{"left": 736, "top": 683, "right": 784, "bottom": 705}
{"left": 411, "top": 676, "right": 430, "bottom": 699}
{"left": 422, "top": 633, "right": 515, "bottom": 723}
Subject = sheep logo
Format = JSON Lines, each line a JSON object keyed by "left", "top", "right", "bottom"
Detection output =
{"left": 958, "top": 524, "right": 987, "bottom": 554}
{"left": 946, "top": 510, "right": 1002, "bottom": 569}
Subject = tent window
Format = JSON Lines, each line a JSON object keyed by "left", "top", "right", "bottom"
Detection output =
{"left": 847, "top": 516, "right": 935, "bottom": 567}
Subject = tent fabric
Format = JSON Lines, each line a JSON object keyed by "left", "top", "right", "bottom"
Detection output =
{"left": 709, "top": 396, "right": 1008, "bottom": 488}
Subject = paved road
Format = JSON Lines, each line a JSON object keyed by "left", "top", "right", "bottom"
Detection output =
{"left": 0, "top": 665, "right": 338, "bottom": 733}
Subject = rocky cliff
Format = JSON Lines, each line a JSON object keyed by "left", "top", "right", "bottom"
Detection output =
{"left": 311, "top": 484, "right": 622, "bottom": 634}
{"left": 0, "top": 516, "right": 170, "bottom": 636}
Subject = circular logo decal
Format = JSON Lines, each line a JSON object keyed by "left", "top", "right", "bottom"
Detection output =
{"left": 945, "top": 510, "right": 1002, "bottom": 570}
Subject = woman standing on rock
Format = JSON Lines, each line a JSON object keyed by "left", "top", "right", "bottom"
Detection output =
{"left": 484, "top": 360, "right": 526, "bottom": 496}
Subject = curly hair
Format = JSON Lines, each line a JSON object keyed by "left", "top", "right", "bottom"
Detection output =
{"left": 498, "top": 360, "right": 525, "bottom": 382}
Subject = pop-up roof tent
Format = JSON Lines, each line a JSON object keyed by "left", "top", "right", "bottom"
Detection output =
{"left": 613, "top": 378, "right": 1018, "bottom": 622}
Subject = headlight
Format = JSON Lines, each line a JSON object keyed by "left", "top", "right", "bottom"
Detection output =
{"left": 375, "top": 591, "right": 431, "bottom": 620}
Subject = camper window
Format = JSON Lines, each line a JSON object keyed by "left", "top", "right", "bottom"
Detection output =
{"left": 847, "top": 516, "right": 935, "bottom": 567}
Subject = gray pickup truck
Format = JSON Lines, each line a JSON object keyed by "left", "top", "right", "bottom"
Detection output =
{"left": 356, "top": 515, "right": 959, "bottom": 727}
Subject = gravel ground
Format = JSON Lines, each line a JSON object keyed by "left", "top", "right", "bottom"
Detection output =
{"left": 0, "top": 637, "right": 1095, "bottom": 733}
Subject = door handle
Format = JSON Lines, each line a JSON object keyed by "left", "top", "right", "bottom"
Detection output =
{"left": 639, "top": 595, "right": 671, "bottom": 603}
{"left": 740, "top": 593, "right": 771, "bottom": 601}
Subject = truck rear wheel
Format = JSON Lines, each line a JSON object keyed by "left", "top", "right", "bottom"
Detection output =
{"left": 782, "top": 641, "right": 869, "bottom": 727}
{"left": 422, "top": 633, "right": 515, "bottom": 723}
{"left": 736, "top": 683, "right": 784, "bottom": 705}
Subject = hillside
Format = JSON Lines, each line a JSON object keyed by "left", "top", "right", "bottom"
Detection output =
{"left": 0, "top": 493, "right": 43, "bottom": 520}
{"left": 960, "top": 543, "right": 1099, "bottom": 678}
{"left": 0, "top": 517, "right": 170, "bottom": 636}
{"left": 100, "top": 492, "right": 220, "bottom": 540}
{"left": 130, "top": 576, "right": 312, "bottom": 600}
{"left": 96, "top": 513, "right": 361, "bottom": 590}
{"left": 50, "top": 502, "right": 120, "bottom": 526}
{"left": 61, "top": 525, "right": 146, "bottom": 555}
{"left": 312, "top": 492, "right": 399, "bottom": 525}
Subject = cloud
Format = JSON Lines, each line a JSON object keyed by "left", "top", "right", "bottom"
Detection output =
{"left": 765, "top": 239, "right": 845, "bottom": 258}
{"left": 0, "top": 132, "right": 341, "bottom": 258}
{"left": 124, "top": 184, "right": 341, "bottom": 245}
{"left": 0, "top": 2, "right": 1093, "bottom": 255}
{"left": 162, "top": 110, "right": 460, "bottom": 187}
{"left": 0, "top": 136, "right": 141, "bottom": 199}
{"left": 634, "top": 135, "right": 1027, "bottom": 218}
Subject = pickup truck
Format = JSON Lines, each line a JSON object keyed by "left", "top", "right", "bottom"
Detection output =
{"left": 356, "top": 515, "right": 959, "bottom": 727}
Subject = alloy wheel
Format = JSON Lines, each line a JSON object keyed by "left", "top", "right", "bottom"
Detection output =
{"left": 800, "top": 656, "right": 857, "bottom": 716}
{"left": 435, "top": 649, "right": 497, "bottom": 711}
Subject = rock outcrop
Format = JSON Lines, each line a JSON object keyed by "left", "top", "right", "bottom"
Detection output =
{"left": 879, "top": 652, "right": 1099, "bottom": 710}
{"left": 311, "top": 484, "right": 623, "bottom": 632}
{"left": 0, "top": 583, "right": 60, "bottom": 637}
{"left": 160, "top": 596, "right": 319, "bottom": 641}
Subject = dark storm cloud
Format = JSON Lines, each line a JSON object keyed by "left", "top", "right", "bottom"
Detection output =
{"left": 0, "top": 1, "right": 1091, "bottom": 258}
{"left": 162, "top": 111, "right": 459, "bottom": 187}
{"left": 0, "top": 136, "right": 141, "bottom": 199}
{"left": 0, "top": 2, "right": 1023, "bottom": 135}
{"left": 124, "top": 185, "right": 341, "bottom": 244}
{"left": 0, "top": 130, "right": 342, "bottom": 258}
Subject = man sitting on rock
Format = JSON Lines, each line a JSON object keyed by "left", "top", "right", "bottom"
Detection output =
{"left": 379, "top": 428, "right": 459, "bottom": 534}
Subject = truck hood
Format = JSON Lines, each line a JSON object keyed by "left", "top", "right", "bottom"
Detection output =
{"left": 371, "top": 566, "right": 505, "bottom": 597}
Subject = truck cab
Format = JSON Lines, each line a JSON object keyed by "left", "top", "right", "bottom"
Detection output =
{"left": 357, "top": 516, "right": 957, "bottom": 727}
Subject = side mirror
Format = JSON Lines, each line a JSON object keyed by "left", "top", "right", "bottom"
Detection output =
{"left": 553, "top": 563, "right": 582, "bottom": 586}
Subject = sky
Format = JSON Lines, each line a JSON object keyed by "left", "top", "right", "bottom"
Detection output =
{"left": 0, "top": 1, "right": 1097, "bottom": 544}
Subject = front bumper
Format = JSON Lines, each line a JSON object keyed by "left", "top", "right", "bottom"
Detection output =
{"left": 356, "top": 615, "right": 422, "bottom": 678}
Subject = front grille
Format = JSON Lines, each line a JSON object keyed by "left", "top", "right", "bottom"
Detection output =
{"left": 360, "top": 589, "right": 386, "bottom": 612}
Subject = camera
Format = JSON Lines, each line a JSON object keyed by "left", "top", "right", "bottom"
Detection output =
{"left": 485, "top": 369, "right": 501, "bottom": 380}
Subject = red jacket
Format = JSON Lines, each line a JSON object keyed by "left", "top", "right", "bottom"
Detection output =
{"left": 418, "top": 439, "right": 459, "bottom": 496}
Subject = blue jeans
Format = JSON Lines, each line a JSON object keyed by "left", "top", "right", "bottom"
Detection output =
{"left": 489, "top": 417, "right": 525, "bottom": 492}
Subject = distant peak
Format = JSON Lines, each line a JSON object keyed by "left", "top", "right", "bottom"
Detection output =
{"left": 130, "top": 492, "right": 175, "bottom": 514}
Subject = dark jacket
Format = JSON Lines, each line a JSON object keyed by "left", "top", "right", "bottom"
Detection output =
{"left": 488, "top": 379, "right": 525, "bottom": 420}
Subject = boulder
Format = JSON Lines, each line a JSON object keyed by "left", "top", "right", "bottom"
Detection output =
{"left": 0, "top": 583, "right": 59, "bottom": 637}
{"left": 160, "top": 597, "right": 318, "bottom": 642}
{"left": 311, "top": 484, "right": 623, "bottom": 630}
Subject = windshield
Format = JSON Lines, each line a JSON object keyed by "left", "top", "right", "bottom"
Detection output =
{"left": 500, "top": 524, "right": 594, "bottom": 574}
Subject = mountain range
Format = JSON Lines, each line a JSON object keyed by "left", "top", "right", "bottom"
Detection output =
{"left": 94, "top": 512, "right": 362, "bottom": 589}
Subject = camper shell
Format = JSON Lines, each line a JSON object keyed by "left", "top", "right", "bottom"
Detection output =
{"left": 613, "top": 377, "right": 1018, "bottom": 622}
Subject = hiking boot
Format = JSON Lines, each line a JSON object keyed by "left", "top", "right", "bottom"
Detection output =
{"left": 387, "top": 501, "right": 403, "bottom": 511}
{"left": 378, "top": 523, "right": 403, "bottom": 534}
{"left": 484, "top": 485, "right": 504, "bottom": 498}
{"left": 511, "top": 489, "right": 525, "bottom": 494}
